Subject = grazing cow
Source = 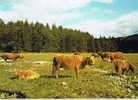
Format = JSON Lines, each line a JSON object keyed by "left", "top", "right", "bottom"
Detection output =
{"left": 0, "top": 53, "right": 23, "bottom": 62}
{"left": 97, "top": 52, "right": 123, "bottom": 61}
{"left": 97, "top": 52, "right": 108, "bottom": 60}
{"left": 110, "top": 57, "right": 135, "bottom": 75}
{"left": 52, "top": 55, "right": 93, "bottom": 78}
{"left": 107, "top": 52, "right": 123, "bottom": 60}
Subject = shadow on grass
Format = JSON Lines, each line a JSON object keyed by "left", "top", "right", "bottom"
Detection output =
{"left": 10, "top": 75, "right": 73, "bottom": 80}
{"left": 0, "top": 90, "right": 26, "bottom": 98}
{"left": 101, "top": 73, "right": 119, "bottom": 77}
{"left": 10, "top": 77, "right": 17, "bottom": 80}
{"left": 54, "top": 96, "right": 66, "bottom": 99}
{"left": 40, "top": 75, "right": 73, "bottom": 79}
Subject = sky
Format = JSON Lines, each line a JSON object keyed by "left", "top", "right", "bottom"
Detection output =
{"left": 0, "top": 0, "right": 138, "bottom": 37}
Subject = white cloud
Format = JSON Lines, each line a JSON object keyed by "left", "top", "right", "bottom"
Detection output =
{"left": 0, "top": 11, "right": 23, "bottom": 22}
{"left": 0, "top": 0, "right": 138, "bottom": 38}
{"left": 20, "top": 0, "right": 91, "bottom": 11}
{"left": 0, "top": 0, "right": 90, "bottom": 24}
{"left": 68, "top": 12, "right": 138, "bottom": 37}
{"left": 94, "top": 0, "right": 113, "bottom": 3}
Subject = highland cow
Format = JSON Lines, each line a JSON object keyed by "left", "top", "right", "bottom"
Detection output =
{"left": 0, "top": 53, "right": 23, "bottom": 62}
{"left": 111, "top": 58, "right": 135, "bottom": 75}
{"left": 52, "top": 55, "right": 93, "bottom": 78}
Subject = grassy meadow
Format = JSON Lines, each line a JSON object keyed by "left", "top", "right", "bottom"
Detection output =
{"left": 0, "top": 53, "right": 138, "bottom": 98}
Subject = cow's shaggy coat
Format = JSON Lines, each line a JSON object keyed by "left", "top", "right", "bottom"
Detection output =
{"left": 111, "top": 58, "right": 135, "bottom": 75}
{"left": 0, "top": 53, "right": 23, "bottom": 62}
{"left": 97, "top": 52, "right": 123, "bottom": 61}
{"left": 52, "top": 55, "right": 93, "bottom": 78}
{"left": 15, "top": 69, "right": 40, "bottom": 80}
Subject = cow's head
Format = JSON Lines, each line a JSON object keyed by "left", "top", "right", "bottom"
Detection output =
{"left": 85, "top": 57, "right": 93, "bottom": 66}
{"left": 109, "top": 56, "right": 115, "bottom": 62}
{"left": 80, "top": 57, "right": 93, "bottom": 69}
{"left": 91, "top": 53, "right": 99, "bottom": 58}
{"left": 19, "top": 55, "right": 24, "bottom": 59}
{"left": 18, "top": 54, "right": 24, "bottom": 59}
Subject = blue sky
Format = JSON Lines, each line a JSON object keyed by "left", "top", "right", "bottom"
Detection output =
{"left": 0, "top": 1, "right": 14, "bottom": 11}
{"left": 62, "top": 0, "right": 138, "bottom": 23}
{"left": 0, "top": 0, "right": 138, "bottom": 37}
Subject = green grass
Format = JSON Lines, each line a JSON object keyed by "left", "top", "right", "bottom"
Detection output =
{"left": 0, "top": 53, "right": 138, "bottom": 98}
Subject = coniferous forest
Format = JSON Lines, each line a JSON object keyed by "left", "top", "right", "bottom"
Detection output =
{"left": 0, "top": 18, "right": 138, "bottom": 53}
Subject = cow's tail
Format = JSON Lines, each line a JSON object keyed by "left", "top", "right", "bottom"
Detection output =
{"left": 129, "top": 62, "right": 135, "bottom": 72}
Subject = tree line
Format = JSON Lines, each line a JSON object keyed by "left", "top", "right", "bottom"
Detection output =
{"left": 0, "top": 18, "right": 137, "bottom": 53}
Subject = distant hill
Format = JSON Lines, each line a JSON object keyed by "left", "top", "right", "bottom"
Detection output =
{"left": 119, "top": 34, "right": 138, "bottom": 52}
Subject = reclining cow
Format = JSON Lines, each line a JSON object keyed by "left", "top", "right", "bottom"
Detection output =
{"left": 0, "top": 53, "right": 23, "bottom": 62}
{"left": 52, "top": 55, "right": 93, "bottom": 78}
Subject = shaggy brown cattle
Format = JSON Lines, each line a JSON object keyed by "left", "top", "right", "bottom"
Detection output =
{"left": 52, "top": 55, "right": 93, "bottom": 78}
{"left": 15, "top": 69, "right": 40, "bottom": 80}
{"left": 97, "top": 52, "right": 123, "bottom": 61}
{"left": 107, "top": 52, "right": 123, "bottom": 60}
{"left": 111, "top": 58, "right": 135, "bottom": 75}
{"left": 97, "top": 52, "right": 108, "bottom": 60}
{"left": 0, "top": 53, "right": 23, "bottom": 62}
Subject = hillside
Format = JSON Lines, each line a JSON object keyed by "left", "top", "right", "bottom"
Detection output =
{"left": 119, "top": 34, "right": 138, "bottom": 52}
{"left": 0, "top": 18, "right": 138, "bottom": 53}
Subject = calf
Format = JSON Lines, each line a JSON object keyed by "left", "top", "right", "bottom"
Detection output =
{"left": 111, "top": 57, "right": 135, "bottom": 75}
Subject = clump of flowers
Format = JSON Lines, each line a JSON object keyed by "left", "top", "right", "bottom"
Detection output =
{"left": 15, "top": 69, "right": 40, "bottom": 80}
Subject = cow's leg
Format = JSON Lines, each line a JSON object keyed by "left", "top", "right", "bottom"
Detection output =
{"left": 13, "top": 58, "right": 17, "bottom": 62}
{"left": 129, "top": 64, "right": 134, "bottom": 73}
{"left": 55, "top": 64, "right": 60, "bottom": 78}
{"left": 75, "top": 67, "right": 79, "bottom": 78}
{"left": 122, "top": 69, "right": 125, "bottom": 75}
{"left": 118, "top": 67, "right": 122, "bottom": 75}
{"left": 52, "top": 58, "right": 60, "bottom": 78}
{"left": 5, "top": 59, "right": 9, "bottom": 63}
{"left": 115, "top": 65, "right": 122, "bottom": 75}
{"left": 52, "top": 65, "right": 56, "bottom": 77}
{"left": 52, "top": 66, "right": 59, "bottom": 78}
{"left": 115, "top": 65, "right": 119, "bottom": 75}
{"left": 101, "top": 57, "right": 104, "bottom": 61}
{"left": 125, "top": 68, "right": 129, "bottom": 74}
